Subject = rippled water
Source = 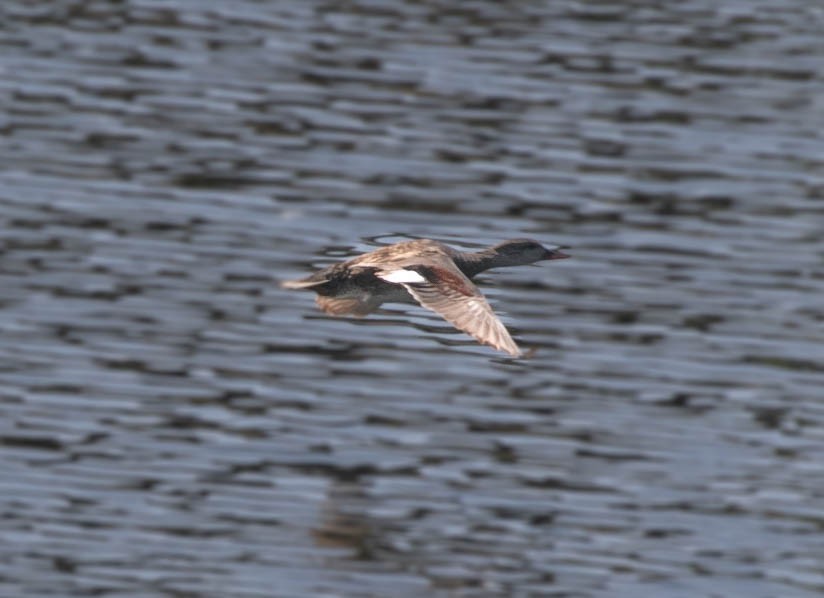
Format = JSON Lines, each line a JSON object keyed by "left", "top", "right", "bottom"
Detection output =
{"left": 1, "top": 1, "right": 823, "bottom": 596}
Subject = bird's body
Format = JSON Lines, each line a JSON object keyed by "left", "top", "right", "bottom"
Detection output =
{"left": 282, "top": 238, "right": 569, "bottom": 356}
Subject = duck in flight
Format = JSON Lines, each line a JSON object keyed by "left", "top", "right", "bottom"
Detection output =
{"left": 281, "top": 238, "right": 569, "bottom": 357}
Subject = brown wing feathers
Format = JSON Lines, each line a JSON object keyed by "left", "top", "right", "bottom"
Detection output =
{"left": 389, "top": 264, "right": 521, "bottom": 357}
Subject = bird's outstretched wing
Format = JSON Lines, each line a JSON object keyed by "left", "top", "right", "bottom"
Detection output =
{"left": 377, "top": 261, "right": 521, "bottom": 357}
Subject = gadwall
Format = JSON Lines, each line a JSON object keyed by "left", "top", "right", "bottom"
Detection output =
{"left": 282, "top": 238, "right": 570, "bottom": 357}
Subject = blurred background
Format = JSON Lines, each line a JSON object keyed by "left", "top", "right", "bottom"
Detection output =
{"left": 1, "top": 1, "right": 823, "bottom": 596}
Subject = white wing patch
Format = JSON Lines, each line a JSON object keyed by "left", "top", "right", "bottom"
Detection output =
{"left": 378, "top": 269, "right": 427, "bottom": 284}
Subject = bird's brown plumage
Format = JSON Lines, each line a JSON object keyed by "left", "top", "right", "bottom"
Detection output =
{"left": 282, "top": 238, "right": 569, "bottom": 356}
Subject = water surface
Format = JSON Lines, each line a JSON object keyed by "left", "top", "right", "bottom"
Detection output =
{"left": 1, "top": 1, "right": 823, "bottom": 596}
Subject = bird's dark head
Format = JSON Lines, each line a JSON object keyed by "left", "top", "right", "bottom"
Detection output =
{"left": 493, "top": 238, "right": 571, "bottom": 264}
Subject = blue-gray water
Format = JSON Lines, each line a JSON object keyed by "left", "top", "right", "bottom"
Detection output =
{"left": 1, "top": 1, "right": 823, "bottom": 597}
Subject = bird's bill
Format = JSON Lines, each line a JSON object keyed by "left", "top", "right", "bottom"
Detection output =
{"left": 543, "top": 246, "right": 571, "bottom": 260}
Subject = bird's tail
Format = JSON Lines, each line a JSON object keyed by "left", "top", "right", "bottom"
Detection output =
{"left": 280, "top": 278, "right": 326, "bottom": 290}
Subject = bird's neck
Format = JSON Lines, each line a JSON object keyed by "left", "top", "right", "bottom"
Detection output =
{"left": 454, "top": 248, "right": 511, "bottom": 278}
